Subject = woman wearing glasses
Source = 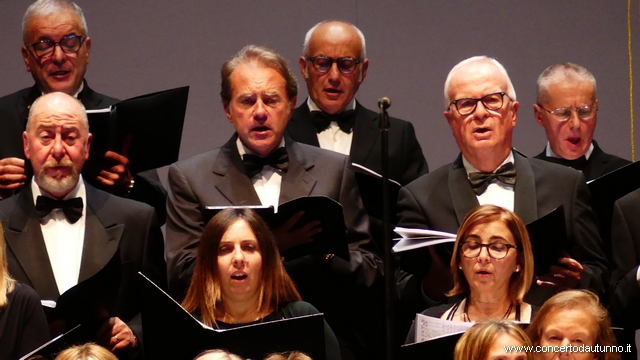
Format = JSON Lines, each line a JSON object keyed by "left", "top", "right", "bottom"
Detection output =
{"left": 405, "top": 205, "right": 535, "bottom": 343}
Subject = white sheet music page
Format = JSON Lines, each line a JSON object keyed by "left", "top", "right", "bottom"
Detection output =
{"left": 415, "top": 313, "right": 474, "bottom": 343}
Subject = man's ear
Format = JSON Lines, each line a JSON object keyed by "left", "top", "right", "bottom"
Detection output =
{"left": 533, "top": 104, "right": 545, "bottom": 127}
{"left": 22, "top": 131, "right": 31, "bottom": 160}
{"left": 299, "top": 56, "right": 308, "bottom": 79}
{"left": 85, "top": 37, "right": 92, "bottom": 64}
{"left": 223, "top": 101, "right": 233, "bottom": 122}
{"left": 84, "top": 133, "right": 92, "bottom": 160}
{"left": 358, "top": 58, "right": 369, "bottom": 83}
{"left": 287, "top": 96, "right": 298, "bottom": 119}
{"left": 22, "top": 46, "right": 31, "bottom": 72}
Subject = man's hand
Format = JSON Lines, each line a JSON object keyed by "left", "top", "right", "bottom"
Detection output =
{"left": 0, "top": 157, "right": 26, "bottom": 198}
{"left": 536, "top": 257, "right": 583, "bottom": 291}
{"left": 271, "top": 211, "right": 321, "bottom": 253}
{"left": 96, "top": 317, "right": 137, "bottom": 352}
{"left": 85, "top": 151, "right": 133, "bottom": 191}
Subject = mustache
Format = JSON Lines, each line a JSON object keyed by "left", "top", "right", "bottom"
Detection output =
{"left": 42, "top": 159, "right": 75, "bottom": 170}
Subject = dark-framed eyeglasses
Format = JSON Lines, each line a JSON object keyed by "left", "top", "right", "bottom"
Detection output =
{"left": 460, "top": 241, "right": 517, "bottom": 260}
{"left": 537, "top": 103, "right": 598, "bottom": 122}
{"left": 449, "top": 92, "right": 511, "bottom": 116}
{"left": 305, "top": 56, "right": 361, "bottom": 74}
{"left": 28, "top": 35, "right": 85, "bottom": 58}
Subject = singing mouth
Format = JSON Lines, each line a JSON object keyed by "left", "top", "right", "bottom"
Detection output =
{"left": 231, "top": 273, "right": 248, "bottom": 280}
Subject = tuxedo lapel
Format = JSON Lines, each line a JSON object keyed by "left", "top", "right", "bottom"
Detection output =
{"left": 78, "top": 194, "right": 123, "bottom": 282}
{"left": 20, "top": 85, "right": 41, "bottom": 128}
{"left": 212, "top": 136, "right": 262, "bottom": 205}
{"left": 448, "top": 154, "right": 480, "bottom": 224}
{"left": 4, "top": 186, "right": 60, "bottom": 300}
{"left": 279, "top": 140, "right": 317, "bottom": 203}
{"left": 513, "top": 152, "right": 538, "bottom": 224}
{"left": 288, "top": 103, "right": 321, "bottom": 147}
{"left": 349, "top": 102, "right": 378, "bottom": 166}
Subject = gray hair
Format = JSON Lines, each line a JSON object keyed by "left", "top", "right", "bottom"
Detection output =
{"left": 536, "top": 62, "right": 597, "bottom": 105}
{"left": 443, "top": 56, "right": 517, "bottom": 108}
{"left": 22, "top": 0, "right": 88, "bottom": 44}
{"left": 27, "top": 92, "right": 89, "bottom": 134}
{"left": 220, "top": 45, "right": 298, "bottom": 105}
{"left": 302, "top": 20, "right": 367, "bottom": 60}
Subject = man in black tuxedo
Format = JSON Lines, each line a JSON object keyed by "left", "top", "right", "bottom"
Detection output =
{"left": 0, "top": 92, "right": 166, "bottom": 355}
{"left": 533, "top": 63, "right": 630, "bottom": 181}
{"left": 0, "top": 0, "right": 166, "bottom": 222}
{"left": 285, "top": 20, "right": 428, "bottom": 186}
{"left": 395, "top": 56, "right": 609, "bottom": 321}
{"left": 166, "top": 45, "right": 383, "bottom": 360}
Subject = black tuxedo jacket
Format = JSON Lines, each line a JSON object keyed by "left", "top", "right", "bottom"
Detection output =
{"left": 610, "top": 188, "right": 640, "bottom": 284}
{"left": 286, "top": 101, "right": 429, "bottom": 186}
{"left": 534, "top": 141, "right": 630, "bottom": 181}
{"left": 0, "top": 82, "right": 168, "bottom": 223}
{"left": 396, "top": 152, "right": 609, "bottom": 311}
{"left": 0, "top": 181, "right": 167, "bottom": 339}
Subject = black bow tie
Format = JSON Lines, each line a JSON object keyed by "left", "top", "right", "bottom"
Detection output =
{"left": 468, "top": 162, "right": 517, "bottom": 195}
{"left": 310, "top": 109, "right": 356, "bottom": 133}
{"left": 35, "top": 196, "right": 84, "bottom": 224}
{"left": 544, "top": 156, "right": 588, "bottom": 171}
{"left": 242, "top": 147, "right": 289, "bottom": 178}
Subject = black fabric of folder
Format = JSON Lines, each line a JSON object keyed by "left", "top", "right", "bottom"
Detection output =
{"left": 587, "top": 161, "right": 640, "bottom": 260}
{"left": 204, "top": 196, "right": 349, "bottom": 261}
{"left": 353, "top": 169, "right": 401, "bottom": 221}
{"left": 87, "top": 86, "right": 189, "bottom": 173}
{"left": 139, "top": 273, "right": 326, "bottom": 360}
{"left": 525, "top": 205, "right": 569, "bottom": 276}
{"left": 20, "top": 325, "right": 83, "bottom": 360}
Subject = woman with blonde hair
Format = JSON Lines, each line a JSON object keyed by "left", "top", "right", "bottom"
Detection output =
{"left": 182, "top": 208, "right": 340, "bottom": 359}
{"left": 0, "top": 222, "right": 49, "bottom": 358}
{"left": 54, "top": 343, "right": 117, "bottom": 360}
{"left": 527, "top": 290, "right": 619, "bottom": 360}
{"left": 454, "top": 319, "right": 532, "bottom": 360}
{"left": 407, "top": 205, "right": 535, "bottom": 343}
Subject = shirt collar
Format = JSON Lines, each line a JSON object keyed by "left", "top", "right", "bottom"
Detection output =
{"left": 545, "top": 141, "right": 594, "bottom": 160}
{"left": 307, "top": 97, "right": 356, "bottom": 114}
{"left": 39, "top": 81, "right": 84, "bottom": 99}
{"left": 462, "top": 151, "right": 515, "bottom": 176}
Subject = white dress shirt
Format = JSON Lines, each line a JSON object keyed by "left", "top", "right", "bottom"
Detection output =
{"left": 462, "top": 152, "right": 515, "bottom": 212}
{"left": 236, "top": 138, "right": 285, "bottom": 211}
{"left": 32, "top": 176, "right": 87, "bottom": 296}
{"left": 308, "top": 97, "right": 356, "bottom": 156}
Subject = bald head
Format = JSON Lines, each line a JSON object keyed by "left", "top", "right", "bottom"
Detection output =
{"left": 27, "top": 92, "right": 88, "bottom": 133}
{"left": 300, "top": 21, "right": 369, "bottom": 114}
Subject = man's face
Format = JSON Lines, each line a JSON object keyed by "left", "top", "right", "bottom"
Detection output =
{"left": 534, "top": 81, "right": 597, "bottom": 160}
{"left": 21, "top": 11, "right": 91, "bottom": 95}
{"left": 299, "top": 22, "right": 369, "bottom": 115}
{"left": 23, "top": 93, "right": 92, "bottom": 199}
{"left": 223, "top": 61, "right": 296, "bottom": 157}
{"left": 444, "top": 63, "right": 519, "bottom": 162}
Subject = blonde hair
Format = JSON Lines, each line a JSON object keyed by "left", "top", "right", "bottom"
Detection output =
{"left": 264, "top": 351, "right": 312, "bottom": 360}
{"left": 448, "top": 205, "right": 534, "bottom": 304}
{"left": 454, "top": 319, "right": 533, "bottom": 360}
{"left": 193, "top": 349, "right": 243, "bottom": 360}
{"left": 54, "top": 343, "right": 116, "bottom": 360}
{"left": 0, "top": 222, "right": 16, "bottom": 307}
{"left": 527, "top": 290, "right": 620, "bottom": 360}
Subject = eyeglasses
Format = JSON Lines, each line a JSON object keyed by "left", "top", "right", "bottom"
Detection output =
{"left": 305, "top": 56, "right": 361, "bottom": 74}
{"left": 537, "top": 103, "right": 598, "bottom": 121}
{"left": 460, "top": 241, "right": 517, "bottom": 260}
{"left": 28, "top": 35, "right": 85, "bottom": 58}
{"left": 449, "top": 92, "right": 510, "bottom": 116}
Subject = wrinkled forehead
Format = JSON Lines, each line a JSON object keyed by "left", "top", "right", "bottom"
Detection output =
{"left": 28, "top": 99, "right": 88, "bottom": 134}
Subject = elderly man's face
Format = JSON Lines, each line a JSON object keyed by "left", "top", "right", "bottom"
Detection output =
{"left": 534, "top": 81, "right": 597, "bottom": 160}
{"left": 21, "top": 10, "right": 91, "bottom": 95}
{"left": 23, "top": 93, "right": 91, "bottom": 199}
{"left": 299, "top": 22, "right": 368, "bottom": 115}
{"left": 445, "top": 63, "right": 518, "bottom": 162}
{"left": 224, "top": 61, "right": 296, "bottom": 157}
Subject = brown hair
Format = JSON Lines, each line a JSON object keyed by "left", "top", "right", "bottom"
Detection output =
{"left": 0, "top": 221, "right": 16, "bottom": 307}
{"left": 220, "top": 45, "right": 298, "bottom": 106}
{"left": 527, "top": 290, "right": 620, "bottom": 360}
{"left": 264, "top": 351, "right": 312, "bottom": 360}
{"left": 448, "top": 205, "right": 534, "bottom": 303}
{"left": 182, "top": 208, "right": 301, "bottom": 327}
{"left": 54, "top": 343, "right": 116, "bottom": 360}
{"left": 454, "top": 319, "right": 533, "bottom": 360}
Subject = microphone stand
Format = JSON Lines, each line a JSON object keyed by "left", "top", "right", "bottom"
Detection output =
{"left": 378, "top": 97, "right": 396, "bottom": 360}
